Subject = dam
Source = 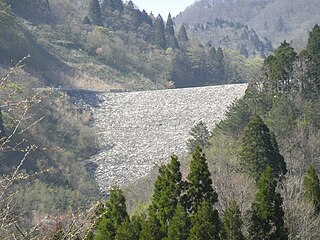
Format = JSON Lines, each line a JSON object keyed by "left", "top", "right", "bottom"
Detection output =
{"left": 90, "top": 84, "right": 248, "bottom": 191}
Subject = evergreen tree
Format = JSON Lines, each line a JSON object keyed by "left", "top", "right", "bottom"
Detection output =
{"left": 178, "top": 25, "right": 188, "bottom": 43}
{"left": 165, "top": 13, "right": 179, "bottom": 49}
{"left": 187, "top": 121, "right": 211, "bottom": 152}
{"left": 94, "top": 187, "right": 128, "bottom": 240}
{"left": 249, "top": 166, "right": 288, "bottom": 240}
{"left": 221, "top": 199, "right": 244, "bottom": 240}
{"left": 187, "top": 146, "right": 218, "bottom": 213}
{"left": 165, "top": 13, "right": 174, "bottom": 35}
{"left": 238, "top": 115, "right": 287, "bottom": 181}
{"left": 82, "top": 16, "right": 91, "bottom": 25}
{"left": 188, "top": 201, "right": 220, "bottom": 240}
{"left": 306, "top": 24, "right": 320, "bottom": 93}
{"left": 140, "top": 212, "right": 162, "bottom": 240}
{"left": 114, "top": 216, "right": 142, "bottom": 240}
{"left": 149, "top": 155, "right": 182, "bottom": 235}
{"left": 154, "top": 14, "right": 166, "bottom": 49}
{"left": 303, "top": 165, "right": 320, "bottom": 213}
{"left": 113, "top": 0, "right": 124, "bottom": 13}
{"left": 167, "top": 204, "right": 190, "bottom": 240}
{"left": 89, "top": 0, "right": 102, "bottom": 26}
{"left": 0, "top": 109, "right": 5, "bottom": 139}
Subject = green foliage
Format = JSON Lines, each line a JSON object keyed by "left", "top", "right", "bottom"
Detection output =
{"left": 249, "top": 166, "right": 288, "bottom": 240}
{"left": 140, "top": 212, "right": 163, "bottom": 240}
{"left": 187, "top": 146, "right": 218, "bottom": 213}
{"left": 94, "top": 187, "right": 128, "bottom": 240}
{"left": 154, "top": 14, "right": 166, "bottom": 49}
{"left": 221, "top": 199, "right": 244, "bottom": 240}
{"left": 262, "top": 41, "right": 297, "bottom": 93}
{"left": 167, "top": 204, "right": 190, "bottom": 240}
{"left": 114, "top": 216, "right": 142, "bottom": 240}
{"left": 178, "top": 25, "right": 188, "bottom": 43}
{"left": 238, "top": 115, "right": 287, "bottom": 181}
{"left": 89, "top": 0, "right": 103, "bottom": 26}
{"left": 149, "top": 155, "right": 182, "bottom": 235}
{"left": 303, "top": 165, "right": 320, "bottom": 213}
{"left": 0, "top": 108, "right": 5, "bottom": 139}
{"left": 0, "top": 0, "right": 14, "bottom": 30}
{"left": 187, "top": 121, "right": 211, "bottom": 152}
{"left": 188, "top": 201, "right": 220, "bottom": 240}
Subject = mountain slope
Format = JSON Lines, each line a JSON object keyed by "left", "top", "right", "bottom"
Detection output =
{"left": 176, "top": 0, "right": 320, "bottom": 46}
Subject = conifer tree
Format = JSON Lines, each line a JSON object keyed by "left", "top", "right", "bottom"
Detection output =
{"left": 114, "top": 216, "right": 142, "bottom": 240}
{"left": 238, "top": 115, "right": 287, "bottom": 181}
{"left": 306, "top": 24, "right": 320, "bottom": 93}
{"left": 221, "top": 199, "right": 244, "bottom": 240}
{"left": 140, "top": 212, "right": 162, "bottom": 240}
{"left": 154, "top": 14, "right": 166, "bottom": 49}
{"left": 303, "top": 165, "right": 320, "bottom": 213}
{"left": 178, "top": 25, "right": 188, "bottom": 42}
{"left": 249, "top": 166, "right": 288, "bottom": 240}
{"left": 94, "top": 187, "right": 128, "bottom": 240}
{"left": 187, "top": 121, "right": 211, "bottom": 152}
{"left": 167, "top": 204, "right": 190, "bottom": 240}
{"left": 89, "top": 0, "right": 102, "bottom": 26}
{"left": 188, "top": 201, "right": 220, "bottom": 240}
{"left": 187, "top": 146, "right": 218, "bottom": 213}
{"left": 0, "top": 109, "right": 5, "bottom": 139}
{"left": 165, "top": 14, "right": 179, "bottom": 49}
{"left": 149, "top": 155, "right": 182, "bottom": 235}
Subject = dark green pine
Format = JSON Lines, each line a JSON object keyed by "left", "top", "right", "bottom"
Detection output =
{"left": 303, "top": 165, "right": 320, "bottom": 213}
{"left": 140, "top": 212, "right": 162, "bottom": 240}
{"left": 178, "top": 25, "right": 188, "bottom": 42}
{"left": 221, "top": 199, "right": 244, "bottom": 240}
{"left": 167, "top": 204, "right": 190, "bottom": 240}
{"left": 188, "top": 201, "right": 220, "bottom": 240}
{"left": 115, "top": 215, "right": 142, "bottom": 240}
{"left": 94, "top": 187, "right": 128, "bottom": 240}
{"left": 249, "top": 166, "right": 288, "bottom": 240}
{"left": 148, "top": 155, "right": 182, "bottom": 236}
{"left": 154, "top": 14, "right": 167, "bottom": 49}
{"left": 187, "top": 146, "right": 218, "bottom": 213}
{"left": 89, "top": 0, "right": 103, "bottom": 26}
{"left": 238, "top": 115, "right": 287, "bottom": 181}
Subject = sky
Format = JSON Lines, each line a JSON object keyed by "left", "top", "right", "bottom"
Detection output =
{"left": 131, "top": 0, "right": 196, "bottom": 18}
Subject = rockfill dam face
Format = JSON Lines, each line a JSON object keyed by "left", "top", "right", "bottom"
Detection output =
{"left": 90, "top": 84, "right": 248, "bottom": 191}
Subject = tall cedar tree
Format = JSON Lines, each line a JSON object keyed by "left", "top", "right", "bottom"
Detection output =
{"left": 188, "top": 201, "right": 220, "bottom": 240}
{"left": 94, "top": 187, "right": 128, "bottom": 240}
{"left": 165, "top": 13, "right": 179, "bottom": 49}
{"left": 114, "top": 216, "right": 142, "bottom": 240}
{"left": 306, "top": 24, "right": 320, "bottom": 93}
{"left": 0, "top": 109, "right": 5, "bottom": 139}
{"left": 154, "top": 14, "right": 166, "bottom": 49}
{"left": 187, "top": 121, "right": 211, "bottom": 152}
{"left": 221, "top": 199, "right": 244, "bottom": 240}
{"left": 238, "top": 115, "right": 287, "bottom": 181}
{"left": 167, "top": 204, "right": 190, "bottom": 240}
{"left": 303, "top": 165, "right": 320, "bottom": 213}
{"left": 148, "top": 155, "right": 182, "bottom": 235}
{"left": 140, "top": 212, "right": 162, "bottom": 240}
{"left": 178, "top": 25, "right": 188, "bottom": 42}
{"left": 249, "top": 166, "right": 288, "bottom": 240}
{"left": 89, "top": 0, "right": 103, "bottom": 26}
{"left": 187, "top": 146, "right": 218, "bottom": 213}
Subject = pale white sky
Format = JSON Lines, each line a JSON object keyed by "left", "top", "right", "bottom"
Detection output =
{"left": 131, "top": 0, "right": 196, "bottom": 18}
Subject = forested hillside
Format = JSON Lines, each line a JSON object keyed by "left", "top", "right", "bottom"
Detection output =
{"left": 176, "top": 0, "right": 320, "bottom": 48}
{"left": 2, "top": 0, "right": 320, "bottom": 239}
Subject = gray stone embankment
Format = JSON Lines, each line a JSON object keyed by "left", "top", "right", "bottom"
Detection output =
{"left": 90, "top": 84, "right": 248, "bottom": 191}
